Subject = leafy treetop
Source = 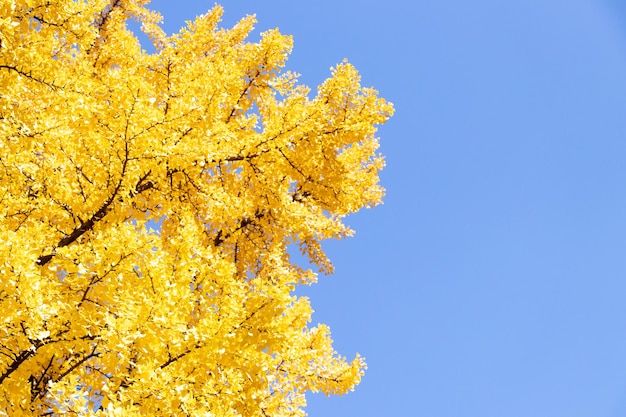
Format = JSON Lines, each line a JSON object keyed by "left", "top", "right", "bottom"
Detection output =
{"left": 0, "top": 1, "right": 393, "bottom": 415}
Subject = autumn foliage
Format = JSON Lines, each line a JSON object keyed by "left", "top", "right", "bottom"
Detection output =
{"left": 0, "top": 0, "right": 393, "bottom": 415}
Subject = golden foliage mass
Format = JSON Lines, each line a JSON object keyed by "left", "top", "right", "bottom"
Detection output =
{"left": 0, "top": 1, "right": 393, "bottom": 415}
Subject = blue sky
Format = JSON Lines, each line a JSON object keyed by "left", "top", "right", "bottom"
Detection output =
{"left": 143, "top": 1, "right": 626, "bottom": 416}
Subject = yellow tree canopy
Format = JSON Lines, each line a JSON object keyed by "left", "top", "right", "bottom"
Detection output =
{"left": 0, "top": 1, "right": 393, "bottom": 415}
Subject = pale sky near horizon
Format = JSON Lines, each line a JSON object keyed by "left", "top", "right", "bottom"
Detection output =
{"left": 139, "top": 2, "right": 626, "bottom": 416}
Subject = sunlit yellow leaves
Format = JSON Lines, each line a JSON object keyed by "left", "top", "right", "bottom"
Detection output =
{"left": 0, "top": 0, "right": 392, "bottom": 415}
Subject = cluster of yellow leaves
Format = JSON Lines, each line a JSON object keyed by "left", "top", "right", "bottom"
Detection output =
{"left": 0, "top": 1, "right": 393, "bottom": 415}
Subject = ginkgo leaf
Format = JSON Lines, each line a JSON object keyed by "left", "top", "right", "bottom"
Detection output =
{"left": 0, "top": 1, "right": 392, "bottom": 416}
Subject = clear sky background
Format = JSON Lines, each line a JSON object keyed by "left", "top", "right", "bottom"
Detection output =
{"left": 138, "top": 1, "right": 626, "bottom": 416}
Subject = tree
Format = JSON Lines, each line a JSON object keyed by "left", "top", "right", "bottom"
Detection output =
{"left": 0, "top": 1, "right": 393, "bottom": 415}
